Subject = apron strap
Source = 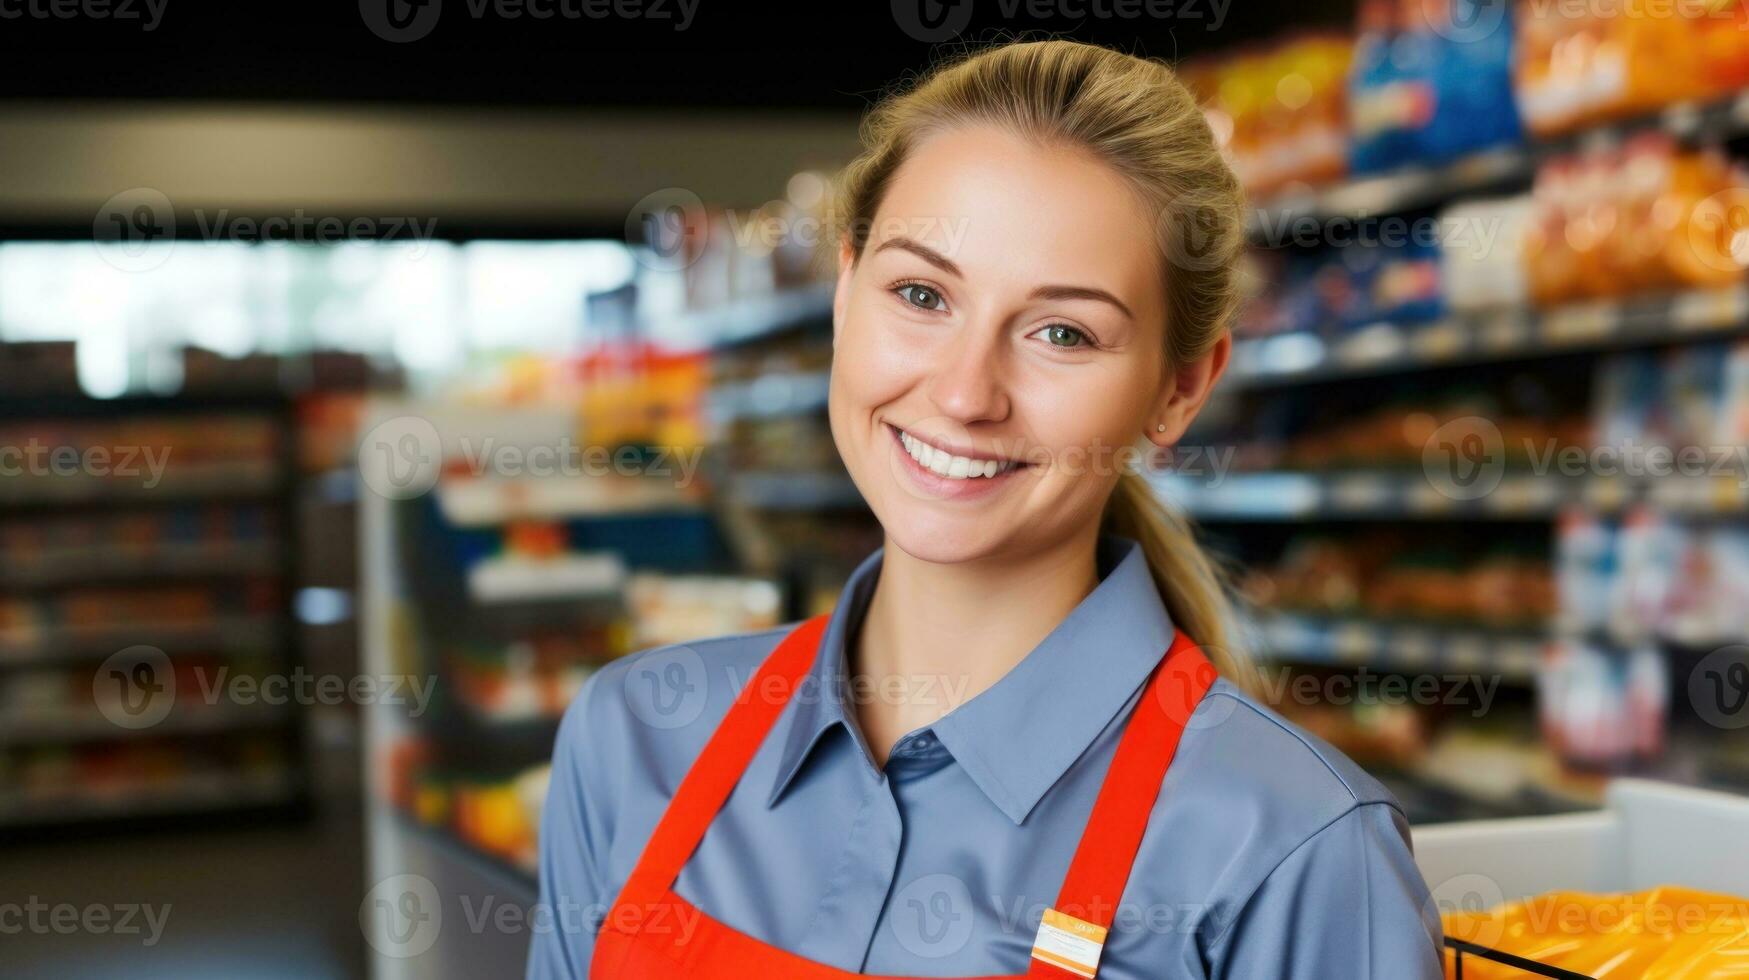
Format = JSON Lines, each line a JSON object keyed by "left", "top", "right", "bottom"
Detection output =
{"left": 1046, "top": 629, "right": 1217, "bottom": 930}
{"left": 610, "top": 614, "right": 831, "bottom": 913}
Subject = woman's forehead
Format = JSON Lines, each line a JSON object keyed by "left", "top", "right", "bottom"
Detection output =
{"left": 872, "top": 125, "right": 1163, "bottom": 294}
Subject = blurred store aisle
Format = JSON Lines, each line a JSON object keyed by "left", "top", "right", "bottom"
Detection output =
{"left": 0, "top": 801, "right": 367, "bottom": 980}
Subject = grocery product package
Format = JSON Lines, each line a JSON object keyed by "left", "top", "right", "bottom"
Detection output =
{"left": 1442, "top": 885, "right": 1749, "bottom": 978}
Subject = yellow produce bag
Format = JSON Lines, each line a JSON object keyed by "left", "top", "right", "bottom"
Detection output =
{"left": 1442, "top": 886, "right": 1749, "bottom": 978}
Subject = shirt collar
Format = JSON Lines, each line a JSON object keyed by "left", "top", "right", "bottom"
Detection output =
{"left": 765, "top": 535, "right": 1177, "bottom": 825}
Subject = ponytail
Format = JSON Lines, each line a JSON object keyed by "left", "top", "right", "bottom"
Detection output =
{"left": 1103, "top": 472, "right": 1256, "bottom": 694}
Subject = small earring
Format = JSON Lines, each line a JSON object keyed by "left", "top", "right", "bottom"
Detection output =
{"left": 1155, "top": 424, "right": 1166, "bottom": 433}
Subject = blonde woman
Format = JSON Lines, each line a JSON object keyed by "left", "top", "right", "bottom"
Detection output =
{"left": 530, "top": 39, "right": 1444, "bottom": 979}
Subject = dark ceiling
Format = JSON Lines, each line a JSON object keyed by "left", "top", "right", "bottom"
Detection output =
{"left": 0, "top": 0, "right": 1353, "bottom": 109}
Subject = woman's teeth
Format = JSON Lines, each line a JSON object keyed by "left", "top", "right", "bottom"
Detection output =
{"left": 898, "top": 429, "right": 1010, "bottom": 479}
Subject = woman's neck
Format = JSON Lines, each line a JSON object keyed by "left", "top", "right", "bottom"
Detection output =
{"left": 851, "top": 528, "right": 1102, "bottom": 766}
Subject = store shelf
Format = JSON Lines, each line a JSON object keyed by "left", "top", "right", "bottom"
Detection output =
{"left": 1230, "top": 285, "right": 1749, "bottom": 390}
{"left": 1247, "top": 90, "right": 1749, "bottom": 242}
{"left": 724, "top": 469, "right": 864, "bottom": 511}
{"left": 394, "top": 811, "right": 538, "bottom": 898}
{"left": 1251, "top": 612, "right": 1548, "bottom": 685}
{"left": 436, "top": 472, "right": 704, "bottom": 527}
{"left": 466, "top": 552, "right": 627, "bottom": 603}
{"left": 1153, "top": 471, "right": 1748, "bottom": 521}
{"left": 0, "top": 701, "right": 293, "bottom": 744}
{"left": 0, "top": 543, "right": 280, "bottom": 589}
{"left": 0, "top": 615, "right": 280, "bottom": 667}
{"left": 0, "top": 459, "right": 281, "bottom": 508}
{"left": 0, "top": 769, "right": 301, "bottom": 828}
{"left": 709, "top": 369, "right": 831, "bottom": 422}
{"left": 670, "top": 283, "right": 834, "bottom": 348}
{"left": 1250, "top": 144, "right": 1529, "bottom": 242}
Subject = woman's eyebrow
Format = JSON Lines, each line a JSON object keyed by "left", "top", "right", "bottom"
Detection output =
{"left": 872, "top": 236, "right": 962, "bottom": 277}
{"left": 1028, "top": 284, "right": 1134, "bottom": 320}
{"left": 874, "top": 236, "right": 1133, "bottom": 319}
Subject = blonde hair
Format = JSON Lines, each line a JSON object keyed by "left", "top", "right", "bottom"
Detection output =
{"left": 835, "top": 38, "right": 1254, "bottom": 686}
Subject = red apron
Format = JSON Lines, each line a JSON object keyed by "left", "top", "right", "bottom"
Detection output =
{"left": 590, "top": 613, "right": 1217, "bottom": 979}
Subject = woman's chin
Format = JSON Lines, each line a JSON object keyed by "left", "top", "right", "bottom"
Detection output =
{"left": 878, "top": 512, "right": 1012, "bottom": 565}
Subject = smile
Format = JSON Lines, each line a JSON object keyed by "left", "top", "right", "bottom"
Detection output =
{"left": 888, "top": 423, "right": 1026, "bottom": 480}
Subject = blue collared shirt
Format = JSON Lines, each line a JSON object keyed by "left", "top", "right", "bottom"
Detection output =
{"left": 527, "top": 536, "right": 1444, "bottom": 979}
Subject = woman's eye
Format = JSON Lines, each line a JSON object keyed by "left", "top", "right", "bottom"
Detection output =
{"left": 1035, "top": 323, "right": 1089, "bottom": 348}
{"left": 897, "top": 284, "right": 945, "bottom": 311}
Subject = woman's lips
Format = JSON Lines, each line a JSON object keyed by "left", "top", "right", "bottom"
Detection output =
{"left": 884, "top": 422, "right": 1028, "bottom": 500}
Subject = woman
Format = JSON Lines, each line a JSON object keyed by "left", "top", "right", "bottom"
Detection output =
{"left": 529, "top": 39, "right": 1444, "bottom": 979}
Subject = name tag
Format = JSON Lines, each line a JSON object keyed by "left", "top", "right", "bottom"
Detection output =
{"left": 1030, "top": 907, "right": 1108, "bottom": 978}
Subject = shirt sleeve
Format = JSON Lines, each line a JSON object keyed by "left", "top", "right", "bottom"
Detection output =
{"left": 526, "top": 672, "right": 613, "bottom": 980}
{"left": 1207, "top": 802, "right": 1444, "bottom": 980}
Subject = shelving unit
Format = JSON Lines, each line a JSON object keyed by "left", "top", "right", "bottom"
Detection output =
{"left": 0, "top": 395, "right": 310, "bottom": 833}
{"left": 1154, "top": 471, "right": 1749, "bottom": 521}
{"left": 1249, "top": 612, "right": 1548, "bottom": 685}
{"left": 1230, "top": 285, "right": 1749, "bottom": 390}
{"left": 360, "top": 392, "right": 768, "bottom": 980}
{"left": 1246, "top": 90, "right": 1749, "bottom": 243}
{"left": 1203, "top": 67, "right": 1749, "bottom": 820}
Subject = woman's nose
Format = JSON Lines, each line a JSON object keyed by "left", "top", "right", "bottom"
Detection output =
{"left": 924, "top": 323, "right": 1011, "bottom": 424}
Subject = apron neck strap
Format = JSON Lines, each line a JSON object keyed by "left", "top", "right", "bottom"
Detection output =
{"left": 613, "top": 614, "right": 830, "bottom": 910}
{"left": 1046, "top": 630, "right": 1217, "bottom": 928}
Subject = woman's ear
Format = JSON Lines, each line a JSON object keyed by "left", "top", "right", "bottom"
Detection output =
{"left": 832, "top": 235, "right": 856, "bottom": 345}
{"left": 1147, "top": 331, "right": 1232, "bottom": 446}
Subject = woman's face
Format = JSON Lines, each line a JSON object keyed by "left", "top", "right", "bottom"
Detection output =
{"left": 828, "top": 124, "right": 1227, "bottom": 565}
